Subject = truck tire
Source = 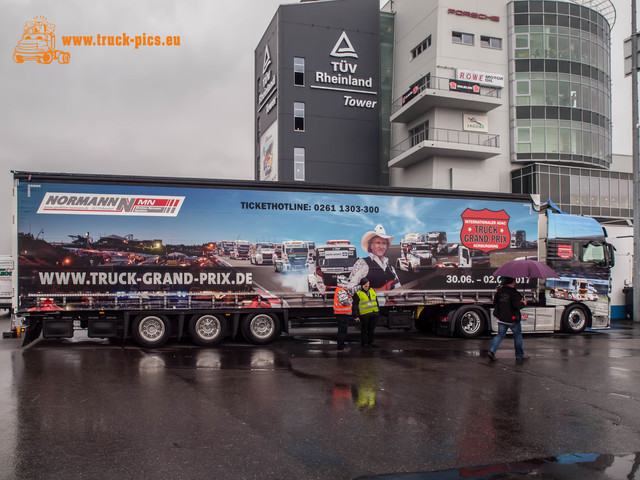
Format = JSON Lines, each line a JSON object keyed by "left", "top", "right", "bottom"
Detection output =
{"left": 454, "top": 307, "right": 486, "bottom": 338}
{"left": 241, "top": 313, "right": 281, "bottom": 344}
{"left": 40, "top": 52, "right": 53, "bottom": 64}
{"left": 189, "top": 314, "right": 226, "bottom": 346}
{"left": 132, "top": 314, "right": 171, "bottom": 348}
{"left": 561, "top": 304, "right": 588, "bottom": 333}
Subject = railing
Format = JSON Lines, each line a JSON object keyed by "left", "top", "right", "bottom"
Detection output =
{"left": 391, "top": 74, "right": 501, "bottom": 114}
{"left": 391, "top": 127, "right": 499, "bottom": 158}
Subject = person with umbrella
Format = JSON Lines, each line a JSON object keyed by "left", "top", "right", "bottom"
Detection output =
{"left": 487, "top": 276, "right": 529, "bottom": 361}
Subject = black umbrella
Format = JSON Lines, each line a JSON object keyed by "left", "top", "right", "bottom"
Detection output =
{"left": 493, "top": 259, "right": 559, "bottom": 279}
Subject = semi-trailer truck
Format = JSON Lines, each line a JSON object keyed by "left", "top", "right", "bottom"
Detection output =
{"left": 12, "top": 171, "right": 615, "bottom": 348}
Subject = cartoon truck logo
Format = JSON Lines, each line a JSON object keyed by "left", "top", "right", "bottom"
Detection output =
{"left": 13, "top": 17, "right": 70, "bottom": 64}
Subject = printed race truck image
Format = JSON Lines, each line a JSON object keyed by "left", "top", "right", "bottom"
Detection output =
{"left": 274, "top": 241, "right": 309, "bottom": 273}
{"left": 308, "top": 240, "right": 358, "bottom": 293}
{"left": 12, "top": 172, "right": 615, "bottom": 348}
{"left": 230, "top": 240, "right": 250, "bottom": 260}
{"left": 396, "top": 235, "right": 435, "bottom": 273}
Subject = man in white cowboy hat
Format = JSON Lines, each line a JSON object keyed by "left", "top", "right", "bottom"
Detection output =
{"left": 344, "top": 224, "right": 400, "bottom": 292}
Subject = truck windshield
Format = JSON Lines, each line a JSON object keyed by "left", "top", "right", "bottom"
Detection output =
{"left": 286, "top": 248, "right": 308, "bottom": 255}
{"left": 317, "top": 249, "right": 356, "bottom": 267}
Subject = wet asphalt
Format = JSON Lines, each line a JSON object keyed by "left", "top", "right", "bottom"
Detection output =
{"left": 0, "top": 315, "right": 640, "bottom": 479}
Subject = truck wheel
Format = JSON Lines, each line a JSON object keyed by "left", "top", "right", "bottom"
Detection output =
{"left": 241, "top": 313, "right": 281, "bottom": 344}
{"left": 13, "top": 53, "right": 23, "bottom": 63}
{"left": 40, "top": 52, "right": 53, "bottom": 64}
{"left": 189, "top": 314, "right": 226, "bottom": 346}
{"left": 132, "top": 314, "right": 171, "bottom": 348}
{"left": 561, "top": 304, "right": 588, "bottom": 333}
{"left": 454, "top": 307, "right": 486, "bottom": 338}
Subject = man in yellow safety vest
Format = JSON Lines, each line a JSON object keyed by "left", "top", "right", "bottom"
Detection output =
{"left": 353, "top": 277, "right": 379, "bottom": 349}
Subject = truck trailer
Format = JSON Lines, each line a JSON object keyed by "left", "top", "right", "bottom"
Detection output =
{"left": 12, "top": 171, "right": 615, "bottom": 348}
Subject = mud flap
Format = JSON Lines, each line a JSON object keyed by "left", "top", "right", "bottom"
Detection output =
{"left": 22, "top": 320, "right": 43, "bottom": 347}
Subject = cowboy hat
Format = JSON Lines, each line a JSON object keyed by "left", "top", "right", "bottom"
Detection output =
{"left": 361, "top": 224, "right": 394, "bottom": 252}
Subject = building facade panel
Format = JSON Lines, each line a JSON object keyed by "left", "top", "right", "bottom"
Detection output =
{"left": 255, "top": 0, "right": 382, "bottom": 186}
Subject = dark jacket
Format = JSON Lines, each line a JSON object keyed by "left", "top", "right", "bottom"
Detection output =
{"left": 493, "top": 285, "right": 525, "bottom": 324}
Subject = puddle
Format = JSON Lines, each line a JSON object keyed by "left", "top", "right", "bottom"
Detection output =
{"left": 356, "top": 452, "right": 640, "bottom": 479}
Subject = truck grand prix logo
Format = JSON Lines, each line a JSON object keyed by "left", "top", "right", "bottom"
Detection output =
{"left": 460, "top": 208, "right": 510, "bottom": 252}
{"left": 37, "top": 192, "right": 185, "bottom": 216}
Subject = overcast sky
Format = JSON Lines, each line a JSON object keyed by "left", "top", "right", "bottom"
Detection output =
{"left": 0, "top": 0, "right": 634, "bottom": 256}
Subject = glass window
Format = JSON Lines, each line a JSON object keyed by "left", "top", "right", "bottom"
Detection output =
{"left": 570, "top": 175, "right": 580, "bottom": 205}
{"left": 582, "top": 131, "right": 591, "bottom": 156}
{"left": 559, "top": 128, "right": 571, "bottom": 153}
{"left": 580, "top": 176, "right": 590, "bottom": 206}
{"left": 294, "top": 147, "right": 305, "bottom": 181}
{"left": 530, "top": 33, "right": 544, "bottom": 57}
{"left": 558, "top": 81, "right": 571, "bottom": 106}
{"left": 571, "top": 130, "right": 582, "bottom": 154}
{"left": 411, "top": 36, "right": 431, "bottom": 59}
{"left": 610, "top": 178, "right": 619, "bottom": 207}
{"left": 294, "top": 57, "right": 305, "bottom": 86}
{"left": 532, "top": 127, "right": 545, "bottom": 151}
{"left": 546, "top": 127, "right": 559, "bottom": 153}
{"left": 600, "top": 176, "right": 610, "bottom": 207}
{"left": 557, "top": 35, "right": 570, "bottom": 59}
{"left": 294, "top": 102, "right": 305, "bottom": 131}
{"left": 480, "top": 36, "right": 502, "bottom": 49}
{"left": 518, "top": 127, "right": 531, "bottom": 142}
{"left": 531, "top": 80, "right": 545, "bottom": 105}
{"left": 589, "top": 175, "right": 599, "bottom": 206}
{"left": 544, "top": 32, "right": 557, "bottom": 58}
{"left": 545, "top": 80, "right": 558, "bottom": 105}
{"left": 516, "top": 34, "right": 529, "bottom": 48}
{"left": 570, "top": 84, "right": 580, "bottom": 107}
{"left": 620, "top": 179, "right": 630, "bottom": 208}
{"left": 570, "top": 37, "right": 580, "bottom": 61}
{"left": 452, "top": 31, "right": 474, "bottom": 45}
{"left": 582, "top": 243, "right": 605, "bottom": 263}
{"left": 582, "top": 85, "right": 591, "bottom": 110}
{"left": 516, "top": 80, "right": 530, "bottom": 95}
{"left": 581, "top": 38, "right": 590, "bottom": 64}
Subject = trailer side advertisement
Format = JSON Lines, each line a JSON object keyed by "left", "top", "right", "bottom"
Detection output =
{"left": 17, "top": 180, "right": 539, "bottom": 309}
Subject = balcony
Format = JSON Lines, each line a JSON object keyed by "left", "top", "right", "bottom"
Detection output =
{"left": 390, "top": 75, "right": 502, "bottom": 125}
{"left": 389, "top": 128, "right": 500, "bottom": 168}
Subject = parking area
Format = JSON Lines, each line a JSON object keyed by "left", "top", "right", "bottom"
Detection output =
{"left": 0, "top": 317, "right": 639, "bottom": 479}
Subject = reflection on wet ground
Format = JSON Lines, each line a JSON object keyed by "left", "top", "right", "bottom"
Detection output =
{"left": 357, "top": 452, "right": 640, "bottom": 479}
{"left": 3, "top": 320, "right": 640, "bottom": 479}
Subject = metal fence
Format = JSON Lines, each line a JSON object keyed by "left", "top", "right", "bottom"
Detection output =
{"left": 391, "top": 127, "right": 500, "bottom": 158}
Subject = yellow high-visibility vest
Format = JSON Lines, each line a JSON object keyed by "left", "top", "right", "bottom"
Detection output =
{"left": 356, "top": 289, "right": 378, "bottom": 315}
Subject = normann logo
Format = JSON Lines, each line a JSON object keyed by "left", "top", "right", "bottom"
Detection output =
{"left": 37, "top": 192, "right": 185, "bottom": 216}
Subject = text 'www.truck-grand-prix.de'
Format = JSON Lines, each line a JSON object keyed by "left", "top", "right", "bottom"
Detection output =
{"left": 38, "top": 271, "right": 251, "bottom": 287}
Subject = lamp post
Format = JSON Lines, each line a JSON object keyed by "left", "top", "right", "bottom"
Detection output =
{"left": 632, "top": 0, "right": 640, "bottom": 322}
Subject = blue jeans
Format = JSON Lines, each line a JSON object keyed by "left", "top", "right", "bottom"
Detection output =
{"left": 489, "top": 322, "right": 525, "bottom": 358}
